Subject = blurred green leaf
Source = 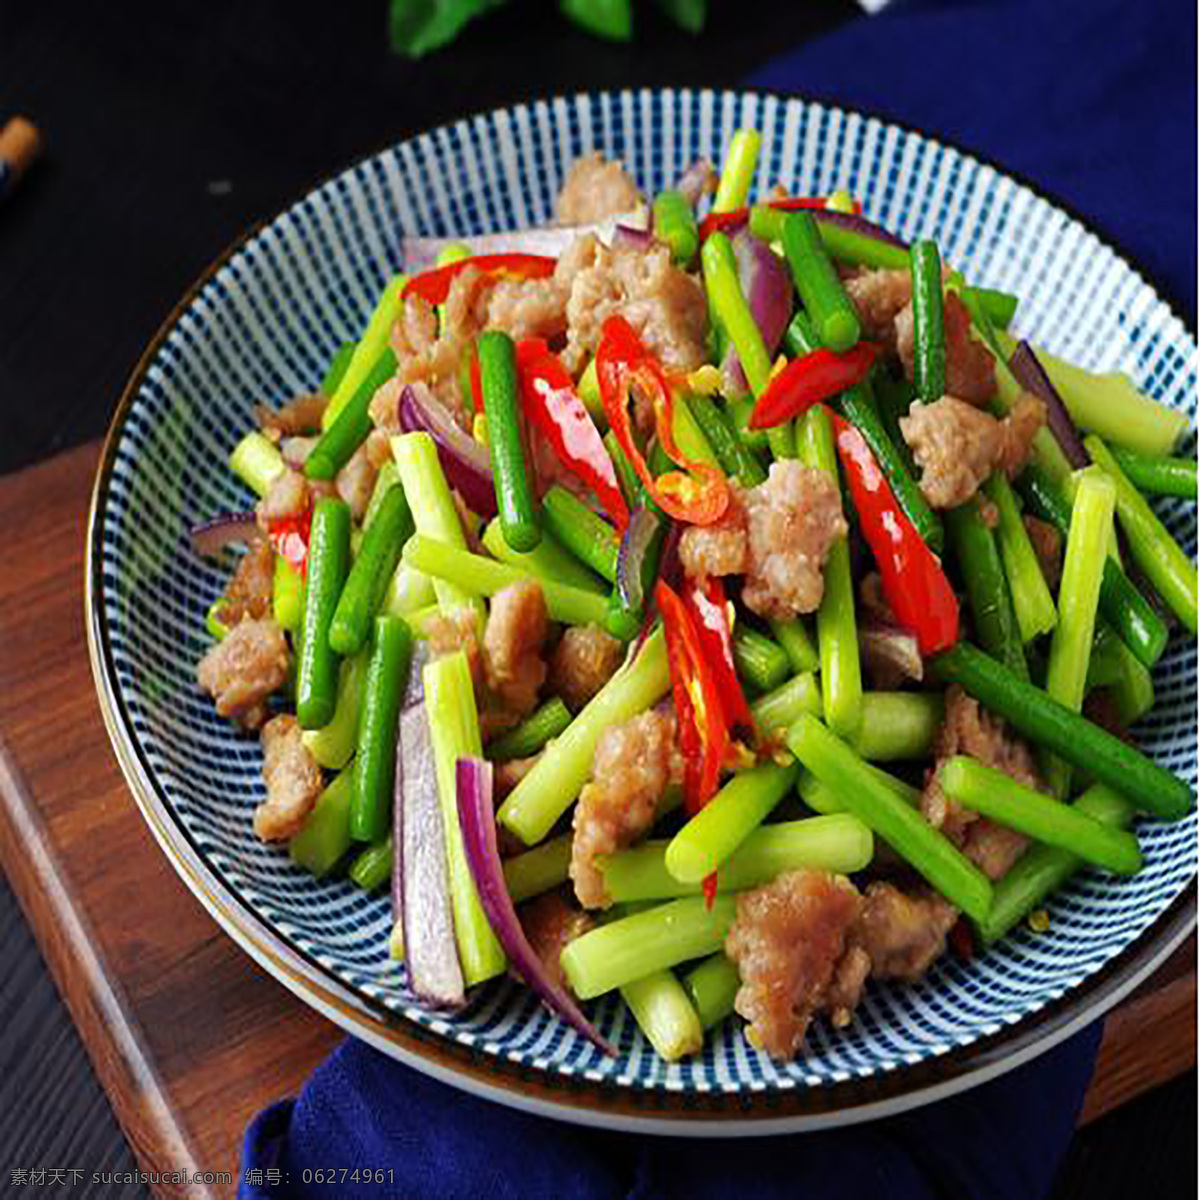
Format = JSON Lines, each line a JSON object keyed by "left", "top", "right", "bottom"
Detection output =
{"left": 388, "top": 0, "right": 509, "bottom": 58}
{"left": 653, "top": 0, "right": 706, "bottom": 34}
{"left": 558, "top": 0, "right": 633, "bottom": 41}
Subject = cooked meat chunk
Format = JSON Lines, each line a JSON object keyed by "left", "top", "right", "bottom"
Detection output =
{"left": 724, "top": 870, "right": 863, "bottom": 1058}
{"left": 570, "top": 710, "right": 680, "bottom": 909}
{"left": 215, "top": 537, "right": 274, "bottom": 626}
{"left": 901, "top": 393, "right": 1045, "bottom": 509}
{"left": 335, "top": 439, "right": 379, "bottom": 522}
{"left": 279, "top": 435, "right": 318, "bottom": 467}
{"left": 678, "top": 491, "right": 751, "bottom": 580}
{"left": 519, "top": 890, "right": 595, "bottom": 995}
{"left": 852, "top": 882, "right": 958, "bottom": 982}
{"left": 483, "top": 582, "right": 549, "bottom": 717}
{"left": 921, "top": 685, "right": 1038, "bottom": 880}
{"left": 962, "top": 818, "right": 1030, "bottom": 882}
{"left": 844, "top": 268, "right": 912, "bottom": 342}
{"left": 256, "top": 714, "right": 323, "bottom": 841}
{"left": 556, "top": 234, "right": 708, "bottom": 375}
{"left": 741, "top": 462, "right": 847, "bottom": 619}
{"left": 483, "top": 275, "right": 569, "bottom": 344}
{"left": 1024, "top": 515, "right": 1063, "bottom": 593}
{"left": 550, "top": 625, "right": 624, "bottom": 711}
{"left": 372, "top": 266, "right": 568, "bottom": 433}
{"left": 256, "top": 467, "right": 312, "bottom": 526}
{"left": 494, "top": 751, "right": 543, "bottom": 799}
{"left": 679, "top": 463, "right": 846, "bottom": 619}
{"left": 196, "top": 617, "right": 290, "bottom": 728}
{"left": 896, "top": 293, "right": 996, "bottom": 407}
{"left": 999, "top": 392, "right": 1048, "bottom": 474}
{"left": 255, "top": 392, "right": 328, "bottom": 438}
{"left": 426, "top": 608, "right": 485, "bottom": 693}
{"left": 556, "top": 152, "right": 641, "bottom": 224}
{"left": 371, "top": 294, "right": 467, "bottom": 430}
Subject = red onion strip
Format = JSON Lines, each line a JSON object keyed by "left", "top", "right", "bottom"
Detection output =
{"left": 1008, "top": 340, "right": 1091, "bottom": 469}
{"left": 188, "top": 511, "right": 261, "bottom": 557}
{"left": 456, "top": 758, "right": 614, "bottom": 1054}
{"left": 397, "top": 382, "right": 498, "bottom": 518}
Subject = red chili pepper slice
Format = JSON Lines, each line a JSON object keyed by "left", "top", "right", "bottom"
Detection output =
{"left": 515, "top": 339, "right": 630, "bottom": 532}
{"left": 698, "top": 196, "right": 860, "bottom": 242}
{"left": 267, "top": 510, "right": 312, "bottom": 577}
{"left": 748, "top": 344, "right": 880, "bottom": 430}
{"left": 832, "top": 413, "right": 959, "bottom": 655}
{"left": 469, "top": 351, "right": 485, "bottom": 416}
{"left": 656, "top": 580, "right": 729, "bottom": 818}
{"left": 402, "top": 253, "right": 557, "bottom": 305}
{"left": 597, "top": 316, "right": 730, "bottom": 526}
{"left": 684, "top": 577, "right": 752, "bottom": 734}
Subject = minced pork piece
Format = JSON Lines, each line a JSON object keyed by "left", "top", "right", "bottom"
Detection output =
{"left": 196, "top": 617, "right": 290, "bottom": 729}
{"left": 519, "top": 890, "right": 595, "bottom": 995}
{"left": 725, "top": 870, "right": 863, "bottom": 1059}
{"left": 901, "top": 392, "right": 1045, "bottom": 509}
{"left": 678, "top": 461, "right": 847, "bottom": 619}
{"left": 556, "top": 152, "right": 641, "bottom": 225}
{"left": 549, "top": 625, "right": 624, "bottom": 712}
{"left": 555, "top": 234, "right": 708, "bottom": 375}
{"left": 482, "top": 581, "right": 550, "bottom": 718}
{"left": 570, "top": 710, "right": 680, "bottom": 909}
{"left": 256, "top": 714, "right": 323, "bottom": 841}
{"left": 921, "top": 685, "right": 1041, "bottom": 881}
{"left": 215, "top": 537, "right": 274, "bottom": 626}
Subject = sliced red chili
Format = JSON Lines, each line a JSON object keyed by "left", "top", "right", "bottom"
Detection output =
{"left": 832, "top": 413, "right": 959, "bottom": 655}
{"left": 402, "top": 253, "right": 557, "bottom": 305}
{"left": 597, "top": 316, "right": 730, "bottom": 526}
{"left": 267, "top": 510, "right": 312, "bottom": 577}
{"left": 748, "top": 344, "right": 880, "bottom": 430}
{"left": 698, "top": 196, "right": 859, "bottom": 241}
{"left": 515, "top": 340, "right": 629, "bottom": 531}
{"left": 684, "top": 577, "right": 752, "bottom": 734}
{"left": 469, "top": 351, "right": 485, "bottom": 416}
{"left": 656, "top": 580, "right": 729, "bottom": 817}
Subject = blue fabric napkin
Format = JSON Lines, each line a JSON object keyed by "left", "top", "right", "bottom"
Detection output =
{"left": 241, "top": 2, "right": 1196, "bottom": 1195}
{"left": 242, "top": 1021, "right": 1099, "bottom": 1200}
{"left": 750, "top": 0, "right": 1197, "bottom": 321}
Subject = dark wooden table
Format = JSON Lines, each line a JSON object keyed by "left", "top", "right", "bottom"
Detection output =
{"left": 0, "top": 440, "right": 1193, "bottom": 1198}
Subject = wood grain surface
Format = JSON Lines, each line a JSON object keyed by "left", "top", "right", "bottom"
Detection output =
{"left": 0, "top": 442, "right": 1193, "bottom": 1198}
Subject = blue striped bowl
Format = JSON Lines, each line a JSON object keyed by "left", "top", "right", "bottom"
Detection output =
{"left": 87, "top": 89, "right": 1196, "bottom": 1132}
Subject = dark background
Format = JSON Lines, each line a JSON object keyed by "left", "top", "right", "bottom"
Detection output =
{"left": 0, "top": 2, "right": 1193, "bottom": 1196}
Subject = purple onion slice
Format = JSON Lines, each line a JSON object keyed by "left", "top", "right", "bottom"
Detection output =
{"left": 456, "top": 758, "right": 613, "bottom": 1054}
{"left": 721, "top": 229, "right": 795, "bottom": 391}
{"left": 188, "top": 511, "right": 261, "bottom": 557}
{"left": 810, "top": 208, "right": 909, "bottom": 250}
{"left": 1008, "top": 340, "right": 1090, "bottom": 469}
{"left": 676, "top": 159, "right": 716, "bottom": 208}
{"left": 398, "top": 704, "right": 465, "bottom": 1008}
{"left": 398, "top": 381, "right": 498, "bottom": 518}
{"left": 400, "top": 212, "right": 645, "bottom": 274}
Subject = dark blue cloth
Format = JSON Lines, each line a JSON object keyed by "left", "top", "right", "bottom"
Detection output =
{"left": 241, "top": 2, "right": 1196, "bottom": 1195}
{"left": 750, "top": 0, "right": 1197, "bottom": 322}
{"left": 241, "top": 1022, "right": 1101, "bottom": 1200}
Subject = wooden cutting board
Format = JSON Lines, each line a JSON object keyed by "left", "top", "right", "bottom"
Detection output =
{"left": 0, "top": 442, "right": 1193, "bottom": 1199}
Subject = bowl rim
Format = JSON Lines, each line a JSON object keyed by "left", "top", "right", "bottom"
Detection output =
{"left": 85, "top": 86, "right": 1197, "bottom": 1134}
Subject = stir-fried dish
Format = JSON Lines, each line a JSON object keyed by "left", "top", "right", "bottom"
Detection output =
{"left": 193, "top": 129, "right": 1196, "bottom": 1061}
